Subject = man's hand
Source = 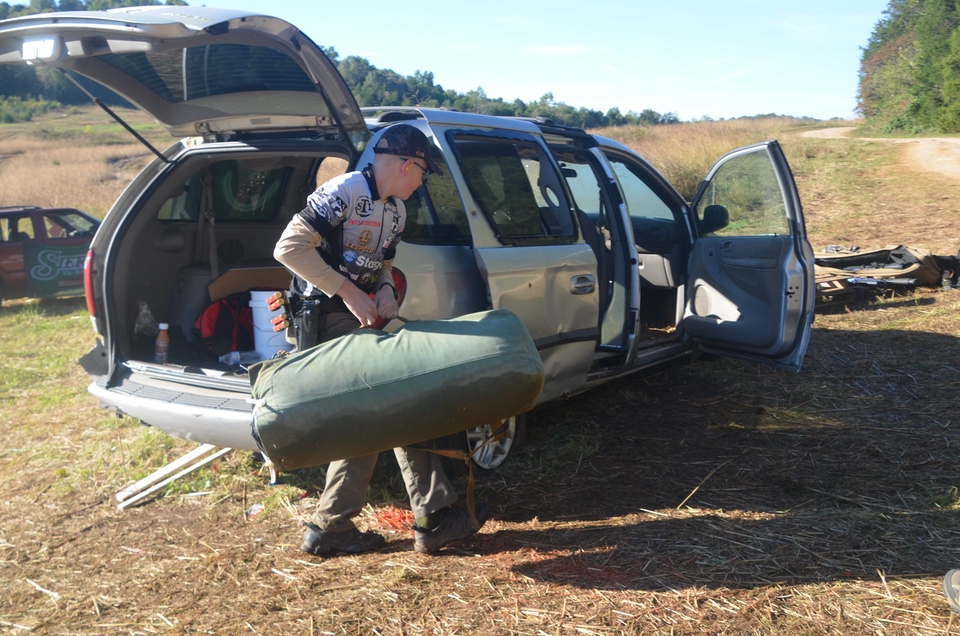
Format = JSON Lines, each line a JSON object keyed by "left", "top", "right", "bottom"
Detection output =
{"left": 373, "top": 285, "right": 399, "bottom": 321}
{"left": 338, "top": 280, "right": 380, "bottom": 328}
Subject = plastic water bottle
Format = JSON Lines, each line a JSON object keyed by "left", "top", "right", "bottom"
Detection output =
{"left": 155, "top": 322, "right": 170, "bottom": 364}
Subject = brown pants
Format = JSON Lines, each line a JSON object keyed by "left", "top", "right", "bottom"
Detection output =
{"left": 309, "top": 307, "right": 457, "bottom": 532}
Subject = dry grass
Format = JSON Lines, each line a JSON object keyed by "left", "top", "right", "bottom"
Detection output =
{"left": 594, "top": 116, "right": 824, "bottom": 200}
{"left": 0, "top": 139, "right": 151, "bottom": 217}
{"left": 3, "top": 108, "right": 960, "bottom": 635}
{"left": 0, "top": 107, "right": 164, "bottom": 217}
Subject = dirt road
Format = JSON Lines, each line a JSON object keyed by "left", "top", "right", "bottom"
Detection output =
{"left": 803, "top": 126, "right": 960, "bottom": 181}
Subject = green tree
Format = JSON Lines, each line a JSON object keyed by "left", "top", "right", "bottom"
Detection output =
{"left": 337, "top": 56, "right": 375, "bottom": 93}
{"left": 637, "top": 108, "right": 662, "bottom": 125}
{"left": 937, "top": 24, "right": 960, "bottom": 131}
{"left": 859, "top": 0, "right": 960, "bottom": 132}
{"left": 605, "top": 107, "right": 626, "bottom": 126}
{"left": 912, "top": 0, "right": 959, "bottom": 127}
{"left": 0, "top": 64, "right": 43, "bottom": 98}
{"left": 27, "top": 0, "right": 56, "bottom": 13}
{"left": 35, "top": 66, "right": 84, "bottom": 102}
{"left": 407, "top": 70, "right": 443, "bottom": 106}
{"left": 320, "top": 45, "right": 338, "bottom": 64}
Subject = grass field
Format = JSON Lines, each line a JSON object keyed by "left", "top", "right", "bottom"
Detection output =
{"left": 2, "top": 108, "right": 960, "bottom": 634}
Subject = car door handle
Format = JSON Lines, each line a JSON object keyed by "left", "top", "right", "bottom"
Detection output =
{"left": 570, "top": 274, "right": 596, "bottom": 295}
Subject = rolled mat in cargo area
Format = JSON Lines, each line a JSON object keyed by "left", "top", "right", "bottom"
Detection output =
{"left": 249, "top": 309, "right": 544, "bottom": 471}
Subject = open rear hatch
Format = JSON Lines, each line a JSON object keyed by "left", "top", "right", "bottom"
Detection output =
{"left": 0, "top": 5, "right": 365, "bottom": 140}
{"left": 1, "top": 6, "right": 366, "bottom": 390}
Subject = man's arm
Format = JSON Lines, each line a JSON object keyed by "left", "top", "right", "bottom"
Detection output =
{"left": 372, "top": 260, "right": 399, "bottom": 320}
{"left": 274, "top": 215, "right": 379, "bottom": 326}
{"left": 274, "top": 215, "right": 345, "bottom": 296}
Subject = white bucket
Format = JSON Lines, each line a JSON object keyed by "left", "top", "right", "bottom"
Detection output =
{"left": 249, "top": 290, "right": 293, "bottom": 361}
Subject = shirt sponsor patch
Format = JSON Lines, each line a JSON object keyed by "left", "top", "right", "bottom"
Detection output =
{"left": 355, "top": 196, "right": 373, "bottom": 217}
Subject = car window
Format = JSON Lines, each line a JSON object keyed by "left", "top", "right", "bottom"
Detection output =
{"left": 44, "top": 211, "right": 98, "bottom": 239}
{"left": 403, "top": 150, "right": 471, "bottom": 246}
{"left": 605, "top": 154, "right": 676, "bottom": 223}
{"left": 158, "top": 159, "right": 292, "bottom": 222}
{"left": 100, "top": 44, "right": 316, "bottom": 103}
{"left": 2, "top": 215, "right": 34, "bottom": 240}
{"left": 451, "top": 134, "right": 576, "bottom": 244}
{"left": 552, "top": 149, "right": 611, "bottom": 226}
{"left": 558, "top": 159, "right": 603, "bottom": 217}
{"left": 696, "top": 148, "right": 789, "bottom": 236}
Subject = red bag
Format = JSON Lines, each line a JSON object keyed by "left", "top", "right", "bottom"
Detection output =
{"left": 193, "top": 292, "right": 254, "bottom": 355}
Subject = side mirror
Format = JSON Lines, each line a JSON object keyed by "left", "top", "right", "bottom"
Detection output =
{"left": 701, "top": 204, "right": 729, "bottom": 234}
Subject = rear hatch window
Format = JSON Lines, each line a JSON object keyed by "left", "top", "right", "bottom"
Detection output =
{"left": 100, "top": 44, "right": 316, "bottom": 103}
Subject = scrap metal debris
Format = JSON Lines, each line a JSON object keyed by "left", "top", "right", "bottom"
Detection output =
{"left": 814, "top": 244, "right": 959, "bottom": 306}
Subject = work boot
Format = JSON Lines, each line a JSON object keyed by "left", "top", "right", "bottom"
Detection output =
{"left": 300, "top": 522, "right": 385, "bottom": 556}
{"left": 413, "top": 501, "right": 489, "bottom": 554}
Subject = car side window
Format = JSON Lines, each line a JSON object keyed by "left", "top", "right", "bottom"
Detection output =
{"left": 44, "top": 211, "right": 98, "bottom": 238}
{"left": 402, "top": 150, "right": 471, "bottom": 246}
{"left": 451, "top": 134, "right": 576, "bottom": 245}
{"left": 696, "top": 147, "right": 789, "bottom": 236}
{"left": 6, "top": 216, "right": 34, "bottom": 241}
{"left": 44, "top": 215, "right": 66, "bottom": 238}
{"left": 604, "top": 152, "right": 683, "bottom": 254}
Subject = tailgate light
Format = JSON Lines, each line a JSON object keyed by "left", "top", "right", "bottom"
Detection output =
{"left": 83, "top": 249, "right": 96, "bottom": 319}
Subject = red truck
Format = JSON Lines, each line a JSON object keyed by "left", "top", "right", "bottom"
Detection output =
{"left": 0, "top": 205, "right": 100, "bottom": 304}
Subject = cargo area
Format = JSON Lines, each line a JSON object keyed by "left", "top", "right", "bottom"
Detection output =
{"left": 108, "top": 149, "right": 339, "bottom": 371}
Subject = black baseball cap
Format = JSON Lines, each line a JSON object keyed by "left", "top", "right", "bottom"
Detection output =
{"left": 373, "top": 124, "right": 444, "bottom": 176}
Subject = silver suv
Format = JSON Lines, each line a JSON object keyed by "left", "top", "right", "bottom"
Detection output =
{"left": 0, "top": 7, "right": 814, "bottom": 471}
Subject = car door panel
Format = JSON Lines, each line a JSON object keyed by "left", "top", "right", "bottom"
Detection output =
{"left": 685, "top": 236, "right": 804, "bottom": 352}
{"left": 476, "top": 244, "right": 598, "bottom": 403}
{"left": 683, "top": 141, "right": 814, "bottom": 370}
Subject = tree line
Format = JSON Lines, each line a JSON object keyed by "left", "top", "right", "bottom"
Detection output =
{"left": 859, "top": 0, "right": 960, "bottom": 133}
{"left": 0, "top": 0, "right": 680, "bottom": 128}
{"left": 326, "top": 50, "right": 679, "bottom": 128}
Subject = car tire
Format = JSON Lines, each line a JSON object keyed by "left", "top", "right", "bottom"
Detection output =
{"left": 440, "top": 414, "right": 527, "bottom": 478}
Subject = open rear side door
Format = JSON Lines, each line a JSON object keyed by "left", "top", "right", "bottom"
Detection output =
{"left": 682, "top": 141, "right": 814, "bottom": 371}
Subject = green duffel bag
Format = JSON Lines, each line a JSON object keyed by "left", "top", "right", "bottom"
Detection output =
{"left": 249, "top": 309, "right": 544, "bottom": 471}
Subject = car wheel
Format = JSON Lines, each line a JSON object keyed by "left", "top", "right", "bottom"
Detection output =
{"left": 465, "top": 414, "right": 526, "bottom": 471}
{"left": 438, "top": 414, "right": 527, "bottom": 480}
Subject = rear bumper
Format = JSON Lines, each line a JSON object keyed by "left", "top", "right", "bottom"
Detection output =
{"left": 88, "top": 373, "right": 258, "bottom": 450}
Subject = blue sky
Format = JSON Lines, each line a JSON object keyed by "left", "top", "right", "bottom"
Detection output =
{"left": 200, "top": 0, "right": 890, "bottom": 122}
